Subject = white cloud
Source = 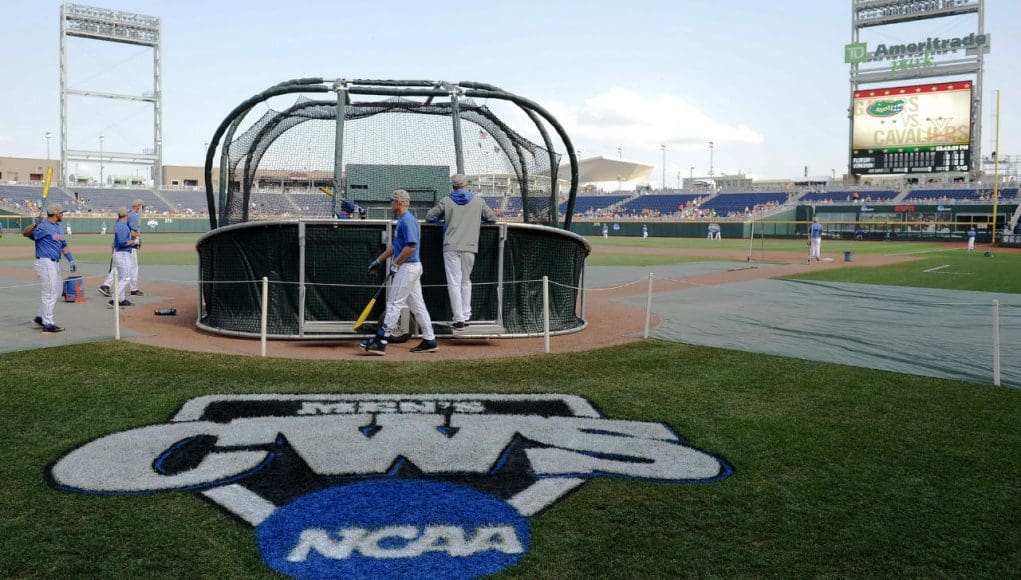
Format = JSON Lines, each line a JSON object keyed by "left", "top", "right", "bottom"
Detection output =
{"left": 546, "top": 87, "right": 764, "bottom": 157}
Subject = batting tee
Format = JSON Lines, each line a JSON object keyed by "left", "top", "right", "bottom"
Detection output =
{"left": 197, "top": 78, "right": 589, "bottom": 339}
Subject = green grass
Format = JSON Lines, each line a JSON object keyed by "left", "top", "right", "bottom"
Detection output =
{"left": 586, "top": 253, "right": 736, "bottom": 266}
{"left": 784, "top": 249, "right": 1021, "bottom": 294}
{"left": 1, "top": 233, "right": 202, "bottom": 265}
{"left": 584, "top": 235, "right": 950, "bottom": 255}
{"left": 1, "top": 341, "right": 1018, "bottom": 578}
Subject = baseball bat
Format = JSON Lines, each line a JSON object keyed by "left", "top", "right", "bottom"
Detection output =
{"left": 353, "top": 278, "right": 388, "bottom": 331}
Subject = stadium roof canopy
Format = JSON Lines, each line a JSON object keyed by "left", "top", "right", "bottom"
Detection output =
{"left": 560, "top": 156, "right": 654, "bottom": 184}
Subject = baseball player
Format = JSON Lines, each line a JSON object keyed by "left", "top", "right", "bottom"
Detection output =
{"left": 967, "top": 225, "right": 976, "bottom": 251}
{"left": 108, "top": 207, "right": 138, "bottom": 307}
{"left": 809, "top": 217, "right": 824, "bottom": 262}
{"left": 99, "top": 199, "right": 144, "bottom": 297}
{"left": 22, "top": 203, "right": 76, "bottom": 332}
{"left": 426, "top": 173, "right": 496, "bottom": 329}
{"left": 642, "top": 224, "right": 648, "bottom": 239}
{"left": 360, "top": 189, "right": 438, "bottom": 355}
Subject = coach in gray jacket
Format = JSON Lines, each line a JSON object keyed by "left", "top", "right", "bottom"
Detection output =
{"left": 426, "top": 173, "right": 497, "bottom": 329}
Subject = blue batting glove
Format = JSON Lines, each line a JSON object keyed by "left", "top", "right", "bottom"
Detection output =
{"left": 69, "top": 260, "right": 78, "bottom": 273}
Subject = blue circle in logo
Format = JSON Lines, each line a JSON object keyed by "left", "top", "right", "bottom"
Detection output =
{"left": 256, "top": 480, "right": 529, "bottom": 579}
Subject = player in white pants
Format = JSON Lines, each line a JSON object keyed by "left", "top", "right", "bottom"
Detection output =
{"left": 426, "top": 174, "right": 497, "bottom": 329}
{"left": 24, "top": 203, "right": 77, "bottom": 332}
{"left": 809, "top": 217, "right": 823, "bottom": 261}
{"left": 361, "top": 189, "right": 437, "bottom": 355}
{"left": 110, "top": 207, "right": 138, "bottom": 305}
{"left": 100, "top": 199, "right": 144, "bottom": 296}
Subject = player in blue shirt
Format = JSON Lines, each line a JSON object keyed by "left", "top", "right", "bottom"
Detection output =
{"left": 967, "top": 225, "right": 976, "bottom": 251}
{"left": 809, "top": 217, "right": 824, "bottom": 262}
{"left": 109, "top": 207, "right": 139, "bottom": 307}
{"left": 22, "top": 203, "right": 76, "bottom": 332}
{"left": 99, "top": 199, "right": 144, "bottom": 297}
{"left": 361, "top": 189, "right": 437, "bottom": 355}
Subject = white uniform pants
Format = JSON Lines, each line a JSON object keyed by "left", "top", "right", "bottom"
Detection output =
{"left": 112, "top": 251, "right": 135, "bottom": 301}
{"left": 810, "top": 238, "right": 821, "bottom": 260}
{"left": 34, "top": 259, "right": 61, "bottom": 326}
{"left": 104, "top": 247, "right": 139, "bottom": 291}
{"left": 967, "top": 237, "right": 975, "bottom": 251}
{"left": 383, "top": 262, "right": 435, "bottom": 341}
{"left": 443, "top": 250, "right": 476, "bottom": 324}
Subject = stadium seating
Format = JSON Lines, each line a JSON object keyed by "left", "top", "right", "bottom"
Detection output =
{"left": 68, "top": 188, "right": 171, "bottom": 213}
{"left": 617, "top": 194, "right": 701, "bottom": 215}
{"left": 559, "top": 194, "right": 628, "bottom": 215}
{"left": 0, "top": 184, "right": 75, "bottom": 213}
{"left": 799, "top": 190, "right": 898, "bottom": 203}
{"left": 159, "top": 189, "right": 208, "bottom": 214}
{"left": 700, "top": 192, "right": 787, "bottom": 216}
{"left": 903, "top": 188, "right": 1019, "bottom": 202}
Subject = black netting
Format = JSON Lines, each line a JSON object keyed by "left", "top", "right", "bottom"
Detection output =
{"left": 198, "top": 222, "right": 587, "bottom": 337}
{"left": 219, "top": 97, "right": 559, "bottom": 225}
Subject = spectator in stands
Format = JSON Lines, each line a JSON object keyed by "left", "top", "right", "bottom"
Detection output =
{"left": 967, "top": 225, "right": 976, "bottom": 251}
{"left": 426, "top": 173, "right": 496, "bottom": 329}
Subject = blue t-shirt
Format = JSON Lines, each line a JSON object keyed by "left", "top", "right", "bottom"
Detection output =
{"left": 33, "top": 220, "right": 67, "bottom": 260}
{"left": 968, "top": 229, "right": 976, "bottom": 239}
{"left": 127, "top": 210, "right": 140, "bottom": 232}
{"left": 114, "top": 220, "right": 134, "bottom": 252}
{"left": 393, "top": 211, "right": 421, "bottom": 263}
{"left": 810, "top": 222, "right": 823, "bottom": 239}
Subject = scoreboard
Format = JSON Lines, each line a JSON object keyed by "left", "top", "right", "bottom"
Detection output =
{"left": 851, "top": 81, "right": 972, "bottom": 175}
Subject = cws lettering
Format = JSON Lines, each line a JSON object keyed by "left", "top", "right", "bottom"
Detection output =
{"left": 46, "top": 394, "right": 731, "bottom": 578}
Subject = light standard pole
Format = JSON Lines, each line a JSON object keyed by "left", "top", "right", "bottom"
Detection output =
{"left": 99, "top": 135, "right": 104, "bottom": 186}
{"left": 617, "top": 145, "right": 622, "bottom": 160}
{"left": 45, "top": 131, "right": 52, "bottom": 161}
{"left": 660, "top": 144, "right": 666, "bottom": 191}
{"left": 709, "top": 140, "right": 714, "bottom": 177}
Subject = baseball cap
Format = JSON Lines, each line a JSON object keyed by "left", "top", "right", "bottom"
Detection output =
{"left": 390, "top": 189, "right": 410, "bottom": 204}
{"left": 450, "top": 174, "right": 469, "bottom": 188}
{"left": 46, "top": 203, "right": 64, "bottom": 215}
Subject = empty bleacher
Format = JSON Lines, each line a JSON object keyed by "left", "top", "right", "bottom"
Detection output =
{"left": 701, "top": 192, "right": 787, "bottom": 216}
{"left": 69, "top": 188, "right": 171, "bottom": 213}
{"left": 800, "top": 190, "right": 898, "bottom": 203}
{"left": 904, "top": 188, "right": 1019, "bottom": 202}
{"left": 559, "top": 194, "right": 629, "bottom": 215}
{"left": 617, "top": 194, "right": 701, "bottom": 215}
{"left": 158, "top": 189, "right": 208, "bottom": 214}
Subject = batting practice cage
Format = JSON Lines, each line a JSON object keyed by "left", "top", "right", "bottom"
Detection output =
{"left": 197, "top": 78, "right": 589, "bottom": 339}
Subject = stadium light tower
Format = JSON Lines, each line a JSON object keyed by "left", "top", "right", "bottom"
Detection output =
{"left": 45, "top": 131, "right": 52, "bottom": 160}
{"left": 661, "top": 144, "right": 666, "bottom": 190}
{"left": 99, "top": 134, "right": 104, "bottom": 186}
{"left": 709, "top": 141, "right": 714, "bottom": 177}
{"left": 617, "top": 145, "right": 622, "bottom": 160}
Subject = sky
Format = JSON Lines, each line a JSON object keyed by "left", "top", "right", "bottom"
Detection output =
{"left": 0, "top": 0, "right": 1018, "bottom": 185}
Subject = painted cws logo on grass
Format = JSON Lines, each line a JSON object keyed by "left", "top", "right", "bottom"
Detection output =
{"left": 45, "top": 394, "right": 732, "bottom": 579}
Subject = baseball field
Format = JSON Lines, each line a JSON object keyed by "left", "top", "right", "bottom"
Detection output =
{"left": 1, "top": 232, "right": 1019, "bottom": 577}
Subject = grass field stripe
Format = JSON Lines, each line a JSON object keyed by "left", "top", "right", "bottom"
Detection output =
{"left": 202, "top": 484, "right": 277, "bottom": 525}
{"left": 887, "top": 247, "right": 962, "bottom": 256}
{"left": 508, "top": 478, "right": 587, "bottom": 516}
{"left": 924, "top": 264, "right": 952, "bottom": 272}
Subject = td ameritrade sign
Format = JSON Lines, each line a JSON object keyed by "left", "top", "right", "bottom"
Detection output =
{"left": 46, "top": 394, "right": 732, "bottom": 578}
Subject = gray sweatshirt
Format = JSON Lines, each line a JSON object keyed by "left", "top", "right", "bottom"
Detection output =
{"left": 426, "top": 189, "right": 497, "bottom": 253}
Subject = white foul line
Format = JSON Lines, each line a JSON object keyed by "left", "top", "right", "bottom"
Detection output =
{"left": 923, "top": 264, "right": 951, "bottom": 273}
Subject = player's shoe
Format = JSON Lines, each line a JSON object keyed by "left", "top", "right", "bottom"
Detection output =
{"left": 410, "top": 339, "right": 438, "bottom": 353}
{"left": 108, "top": 299, "right": 134, "bottom": 307}
{"left": 42, "top": 324, "right": 65, "bottom": 333}
{"left": 98, "top": 285, "right": 112, "bottom": 297}
{"left": 130, "top": 290, "right": 145, "bottom": 296}
{"left": 33, "top": 316, "right": 43, "bottom": 326}
{"left": 360, "top": 337, "right": 386, "bottom": 356}
{"left": 451, "top": 321, "right": 466, "bottom": 330}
